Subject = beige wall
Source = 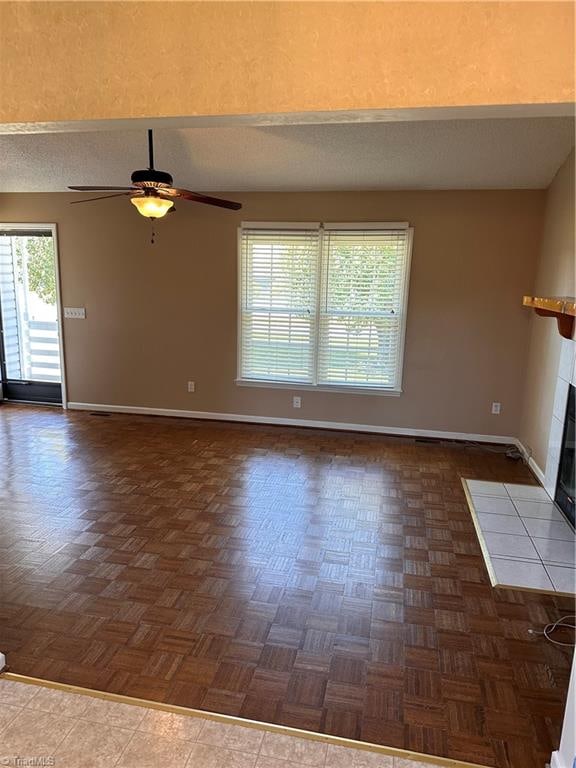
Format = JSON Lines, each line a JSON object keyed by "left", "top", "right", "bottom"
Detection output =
{"left": 520, "top": 151, "right": 575, "bottom": 467}
{"left": 0, "top": 190, "right": 544, "bottom": 437}
{"left": 0, "top": 2, "right": 573, "bottom": 125}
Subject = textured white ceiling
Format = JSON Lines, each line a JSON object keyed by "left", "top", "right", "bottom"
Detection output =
{"left": 0, "top": 117, "right": 573, "bottom": 192}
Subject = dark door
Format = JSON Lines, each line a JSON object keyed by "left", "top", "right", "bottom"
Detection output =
{"left": 0, "top": 228, "right": 63, "bottom": 405}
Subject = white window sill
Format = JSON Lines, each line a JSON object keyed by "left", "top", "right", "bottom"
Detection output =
{"left": 235, "top": 379, "right": 402, "bottom": 397}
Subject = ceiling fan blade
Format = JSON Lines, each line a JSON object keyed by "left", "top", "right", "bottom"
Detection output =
{"left": 161, "top": 188, "right": 242, "bottom": 211}
{"left": 68, "top": 186, "right": 135, "bottom": 191}
{"left": 70, "top": 193, "right": 132, "bottom": 204}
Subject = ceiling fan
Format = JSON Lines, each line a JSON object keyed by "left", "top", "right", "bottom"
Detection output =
{"left": 68, "top": 130, "right": 242, "bottom": 219}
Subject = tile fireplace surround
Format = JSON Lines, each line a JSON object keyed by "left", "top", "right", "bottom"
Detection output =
{"left": 543, "top": 337, "right": 576, "bottom": 497}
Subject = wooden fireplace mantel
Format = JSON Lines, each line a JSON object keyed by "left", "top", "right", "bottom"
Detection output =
{"left": 523, "top": 295, "right": 576, "bottom": 340}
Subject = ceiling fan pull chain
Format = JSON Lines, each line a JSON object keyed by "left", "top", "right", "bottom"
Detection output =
{"left": 150, "top": 220, "right": 156, "bottom": 245}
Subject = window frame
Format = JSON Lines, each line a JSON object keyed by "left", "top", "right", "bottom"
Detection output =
{"left": 236, "top": 221, "right": 413, "bottom": 396}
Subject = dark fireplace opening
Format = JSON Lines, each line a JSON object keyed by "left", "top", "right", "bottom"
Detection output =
{"left": 555, "top": 383, "right": 575, "bottom": 528}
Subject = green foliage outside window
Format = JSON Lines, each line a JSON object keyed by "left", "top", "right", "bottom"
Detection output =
{"left": 15, "top": 237, "right": 57, "bottom": 306}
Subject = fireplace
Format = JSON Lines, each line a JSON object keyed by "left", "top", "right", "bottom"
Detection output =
{"left": 555, "top": 383, "right": 575, "bottom": 528}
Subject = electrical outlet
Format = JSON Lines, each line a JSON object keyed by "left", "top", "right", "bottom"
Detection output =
{"left": 187, "top": 381, "right": 195, "bottom": 393}
{"left": 64, "top": 307, "right": 86, "bottom": 319}
{"left": 292, "top": 396, "right": 301, "bottom": 409}
{"left": 491, "top": 402, "right": 501, "bottom": 415}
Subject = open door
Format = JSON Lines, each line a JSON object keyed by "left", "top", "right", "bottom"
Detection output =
{"left": 0, "top": 226, "right": 64, "bottom": 405}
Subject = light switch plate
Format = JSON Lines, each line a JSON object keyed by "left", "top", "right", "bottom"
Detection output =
{"left": 64, "top": 307, "right": 86, "bottom": 319}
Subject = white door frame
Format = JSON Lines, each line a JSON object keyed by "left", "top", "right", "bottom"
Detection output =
{"left": 0, "top": 222, "right": 68, "bottom": 408}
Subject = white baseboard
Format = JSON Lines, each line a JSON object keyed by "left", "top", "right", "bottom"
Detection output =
{"left": 514, "top": 439, "right": 530, "bottom": 463}
{"left": 528, "top": 456, "right": 546, "bottom": 485}
{"left": 514, "top": 439, "right": 546, "bottom": 485}
{"left": 67, "top": 402, "right": 518, "bottom": 445}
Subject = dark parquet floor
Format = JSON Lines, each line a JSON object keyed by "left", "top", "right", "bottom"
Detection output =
{"left": 0, "top": 405, "right": 573, "bottom": 767}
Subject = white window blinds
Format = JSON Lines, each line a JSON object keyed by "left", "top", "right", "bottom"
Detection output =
{"left": 239, "top": 224, "right": 412, "bottom": 392}
{"left": 318, "top": 228, "right": 410, "bottom": 389}
{"left": 239, "top": 227, "right": 320, "bottom": 383}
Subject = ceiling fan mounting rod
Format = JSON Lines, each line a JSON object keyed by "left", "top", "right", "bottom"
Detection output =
{"left": 148, "top": 129, "right": 154, "bottom": 170}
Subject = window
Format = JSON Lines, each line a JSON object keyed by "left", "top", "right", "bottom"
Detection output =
{"left": 238, "top": 222, "right": 413, "bottom": 393}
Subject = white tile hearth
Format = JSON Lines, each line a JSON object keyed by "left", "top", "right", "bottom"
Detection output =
{"left": 532, "top": 537, "right": 576, "bottom": 568}
{"left": 545, "top": 565, "right": 576, "bottom": 593}
{"left": 473, "top": 496, "right": 518, "bottom": 515}
{"left": 483, "top": 531, "right": 540, "bottom": 560}
{"left": 503, "top": 483, "right": 550, "bottom": 501}
{"left": 463, "top": 478, "right": 575, "bottom": 595}
{"left": 522, "top": 517, "right": 574, "bottom": 541}
{"left": 491, "top": 558, "right": 555, "bottom": 591}
{"left": 476, "top": 513, "right": 527, "bottom": 535}
{"left": 512, "top": 500, "right": 565, "bottom": 521}
{"left": 465, "top": 480, "right": 508, "bottom": 497}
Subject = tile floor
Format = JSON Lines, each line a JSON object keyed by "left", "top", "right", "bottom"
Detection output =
{"left": 463, "top": 480, "right": 575, "bottom": 594}
{"left": 0, "top": 677, "right": 443, "bottom": 768}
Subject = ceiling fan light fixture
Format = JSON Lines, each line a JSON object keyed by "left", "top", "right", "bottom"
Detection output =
{"left": 68, "top": 130, "right": 241, "bottom": 218}
{"left": 130, "top": 195, "right": 174, "bottom": 219}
